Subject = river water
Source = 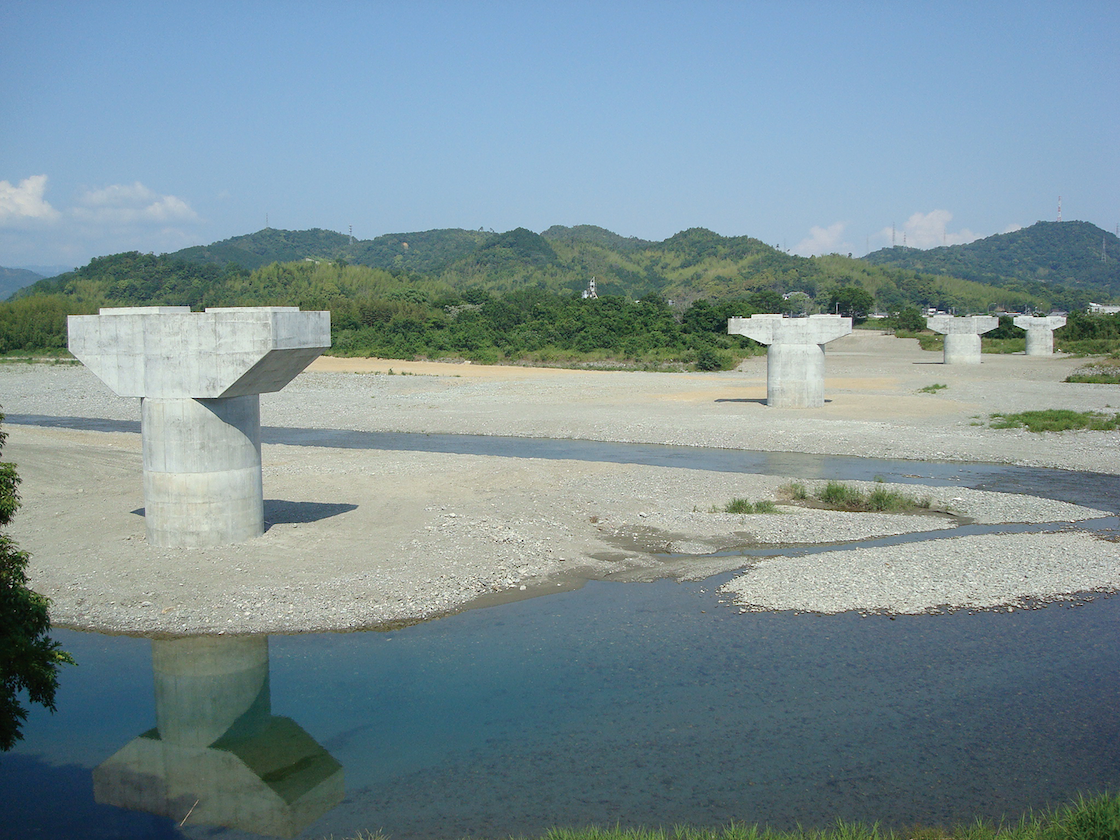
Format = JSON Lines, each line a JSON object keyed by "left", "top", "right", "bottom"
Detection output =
{"left": 3, "top": 421, "right": 1119, "bottom": 839}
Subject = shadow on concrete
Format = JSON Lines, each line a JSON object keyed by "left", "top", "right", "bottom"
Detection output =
{"left": 129, "top": 501, "right": 358, "bottom": 527}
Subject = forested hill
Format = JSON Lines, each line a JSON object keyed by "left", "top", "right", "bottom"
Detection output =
{"left": 171, "top": 226, "right": 494, "bottom": 274}
{"left": 864, "top": 221, "right": 1120, "bottom": 295}
{"left": 8, "top": 221, "right": 1120, "bottom": 363}
{"left": 17, "top": 222, "right": 1111, "bottom": 319}
{"left": 0, "top": 266, "right": 43, "bottom": 299}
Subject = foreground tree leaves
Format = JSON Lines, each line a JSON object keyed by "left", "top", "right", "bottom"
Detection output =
{"left": 0, "top": 411, "right": 74, "bottom": 751}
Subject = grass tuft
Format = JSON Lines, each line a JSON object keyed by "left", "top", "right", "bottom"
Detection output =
{"left": 779, "top": 481, "right": 933, "bottom": 514}
{"left": 917, "top": 383, "right": 948, "bottom": 393}
{"left": 332, "top": 792, "right": 1119, "bottom": 840}
{"left": 989, "top": 409, "right": 1120, "bottom": 432}
{"left": 715, "top": 498, "right": 779, "bottom": 515}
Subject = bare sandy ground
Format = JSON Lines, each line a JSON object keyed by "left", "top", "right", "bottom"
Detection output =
{"left": 3, "top": 331, "right": 1119, "bottom": 634}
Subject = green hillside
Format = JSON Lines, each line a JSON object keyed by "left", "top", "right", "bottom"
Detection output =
{"left": 0, "top": 266, "right": 43, "bottom": 300}
{"left": 173, "top": 226, "right": 493, "bottom": 274}
{"left": 10, "top": 220, "right": 1119, "bottom": 366}
{"left": 864, "top": 220, "right": 1120, "bottom": 301}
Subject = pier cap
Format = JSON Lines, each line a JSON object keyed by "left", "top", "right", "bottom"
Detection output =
{"left": 924, "top": 315, "right": 999, "bottom": 336}
{"left": 727, "top": 314, "right": 852, "bottom": 345}
{"left": 68, "top": 306, "right": 331, "bottom": 399}
{"left": 1013, "top": 314, "right": 1067, "bottom": 330}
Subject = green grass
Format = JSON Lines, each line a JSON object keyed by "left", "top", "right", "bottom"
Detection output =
{"left": 989, "top": 409, "right": 1120, "bottom": 432}
{"left": 982, "top": 337, "right": 1026, "bottom": 354}
{"left": 1065, "top": 355, "right": 1120, "bottom": 384}
{"left": 328, "top": 791, "right": 1120, "bottom": 840}
{"left": 785, "top": 481, "right": 809, "bottom": 500}
{"left": 780, "top": 480, "right": 932, "bottom": 513}
{"left": 715, "top": 498, "right": 779, "bottom": 514}
{"left": 917, "top": 383, "right": 947, "bottom": 393}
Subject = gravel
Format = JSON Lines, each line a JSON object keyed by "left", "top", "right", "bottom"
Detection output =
{"left": 3, "top": 331, "right": 1119, "bottom": 633}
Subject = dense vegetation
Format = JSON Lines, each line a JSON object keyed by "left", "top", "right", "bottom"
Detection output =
{"left": 4, "top": 223, "right": 1118, "bottom": 366}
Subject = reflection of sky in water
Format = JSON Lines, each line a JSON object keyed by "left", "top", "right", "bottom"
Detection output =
{"left": 10, "top": 580, "right": 1118, "bottom": 840}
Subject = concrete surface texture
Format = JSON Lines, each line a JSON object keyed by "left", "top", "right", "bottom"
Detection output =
{"left": 93, "top": 635, "right": 343, "bottom": 837}
{"left": 67, "top": 306, "right": 330, "bottom": 548}
{"left": 925, "top": 315, "right": 999, "bottom": 364}
{"left": 1014, "top": 314, "right": 1067, "bottom": 356}
{"left": 727, "top": 314, "right": 852, "bottom": 407}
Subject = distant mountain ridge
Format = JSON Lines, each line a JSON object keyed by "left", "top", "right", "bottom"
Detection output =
{"left": 0, "top": 266, "right": 44, "bottom": 300}
{"left": 12, "top": 219, "right": 1119, "bottom": 320}
{"left": 864, "top": 220, "right": 1120, "bottom": 295}
{"left": 171, "top": 226, "right": 494, "bottom": 274}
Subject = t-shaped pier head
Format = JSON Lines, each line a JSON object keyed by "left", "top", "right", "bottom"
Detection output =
{"left": 1012, "top": 314, "right": 1066, "bottom": 356}
{"left": 924, "top": 315, "right": 998, "bottom": 364}
{"left": 68, "top": 306, "right": 331, "bottom": 547}
{"left": 727, "top": 314, "right": 852, "bottom": 407}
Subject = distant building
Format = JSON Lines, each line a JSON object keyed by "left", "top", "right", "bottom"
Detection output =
{"left": 1088, "top": 303, "right": 1120, "bottom": 314}
{"left": 582, "top": 277, "right": 598, "bottom": 299}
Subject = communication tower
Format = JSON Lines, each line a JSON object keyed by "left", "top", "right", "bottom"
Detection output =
{"left": 1057, "top": 196, "right": 1062, "bottom": 223}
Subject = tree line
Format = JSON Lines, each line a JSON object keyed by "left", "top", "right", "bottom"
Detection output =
{"left": 2, "top": 251, "right": 1112, "bottom": 367}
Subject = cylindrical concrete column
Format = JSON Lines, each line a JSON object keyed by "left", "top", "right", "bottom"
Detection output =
{"left": 152, "top": 635, "right": 270, "bottom": 747}
{"left": 142, "top": 395, "right": 263, "bottom": 547}
{"left": 943, "top": 332, "right": 983, "bottom": 364}
{"left": 767, "top": 342, "right": 825, "bottom": 407}
{"left": 1024, "top": 328, "right": 1054, "bottom": 355}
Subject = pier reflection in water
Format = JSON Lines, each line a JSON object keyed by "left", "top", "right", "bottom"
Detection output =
{"left": 93, "top": 636, "right": 343, "bottom": 838}
{"left": 5, "top": 585, "right": 1119, "bottom": 840}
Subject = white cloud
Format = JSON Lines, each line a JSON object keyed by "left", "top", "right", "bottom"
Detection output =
{"left": 794, "top": 222, "right": 851, "bottom": 257}
{"left": 876, "top": 210, "right": 981, "bottom": 250}
{"left": 72, "top": 182, "right": 199, "bottom": 225}
{"left": 0, "top": 174, "right": 61, "bottom": 225}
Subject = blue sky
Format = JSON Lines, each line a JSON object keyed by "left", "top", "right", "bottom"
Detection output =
{"left": 2, "top": 1, "right": 1117, "bottom": 270}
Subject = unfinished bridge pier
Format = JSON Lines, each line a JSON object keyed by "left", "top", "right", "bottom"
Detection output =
{"left": 727, "top": 314, "right": 852, "bottom": 408}
{"left": 68, "top": 306, "right": 331, "bottom": 548}
{"left": 1013, "top": 314, "right": 1067, "bottom": 356}
{"left": 925, "top": 314, "right": 999, "bottom": 364}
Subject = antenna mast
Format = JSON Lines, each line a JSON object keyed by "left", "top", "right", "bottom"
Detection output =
{"left": 1057, "top": 196, "right": 1062, "bottom": 222}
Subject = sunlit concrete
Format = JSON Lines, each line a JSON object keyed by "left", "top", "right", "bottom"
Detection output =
{"left": 727, "top": 314, "right": 852, "bottom": 407}
{"left": 68, "top": 307, "right": 330, "bottom": 547}
{"left": 1013, "top": 314, "right": 1067, "bottom": 356}
{"left": 925, "top": 315, "right": 999, "bottom": 364}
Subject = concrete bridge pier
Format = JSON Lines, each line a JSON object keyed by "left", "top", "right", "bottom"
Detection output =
{"left": 68, "top": 306, "right": 330, "bottom": 548}
{"left": 727, "top": 314, "right": 852, "bottom": 407}
{"left": 925, "top": 315, "right": 999, "bottom": 364}
{"left": 1013, "top": 314, "right": 1067, "bottom": 356}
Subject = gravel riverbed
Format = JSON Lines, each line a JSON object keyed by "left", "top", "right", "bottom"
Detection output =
{"left": 3, "top": 331, "right": 1119, "bottom": 634}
